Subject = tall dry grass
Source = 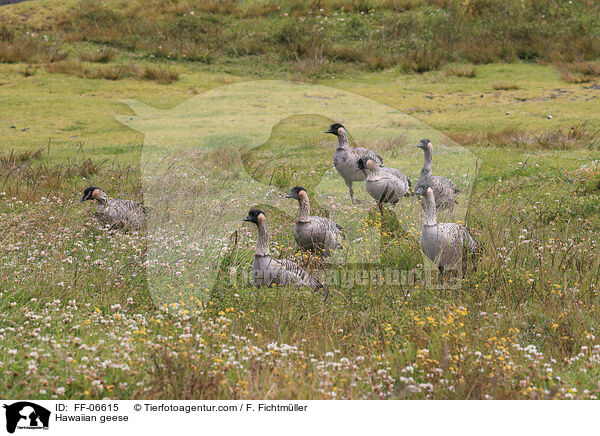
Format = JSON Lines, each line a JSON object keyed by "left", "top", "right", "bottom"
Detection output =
{"left": 46, "top": 60, "right": 179, "bottom": 83}
{"left": 452, "top": 124, "right": 600, "bottom": 150}
{"left": 0, "top": 26, "right": 67, "bottom": 63}
{"left": 0, "top": 147, "right": 106, "bottom": 201}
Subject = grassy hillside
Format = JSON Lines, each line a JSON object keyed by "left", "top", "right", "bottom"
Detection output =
{"left": 1, "top": 0, "right": 600, "bottom": 400}
{"left": 1, "top": 0, "right": 599, "bottom": 76}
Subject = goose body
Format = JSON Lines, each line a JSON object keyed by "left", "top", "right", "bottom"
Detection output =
{"left": 357, "top": 157, "right": 410, "bottom": 210}
{"left": 251, "top": 255, "right": 323, "bottom": 290}
{"left": 286, "top": 186, "right": 343, "bottom": 254}
{"left": 244, "top": 209, "right": 324, "bottom": 292}
{"left": 416, "top": 186, "right": 477, "bottom": 274}
{"left": 417, "top": 139, "right": 459, "bottom": 211}
{"left": 81, "top": 186, "right": 148, "bottom": 230}
{"left": 326, "top": 123, "right": 383, "bottom": 202}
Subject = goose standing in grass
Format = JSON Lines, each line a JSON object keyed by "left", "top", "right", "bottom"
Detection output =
{"left": 243, "top": 209, "right": 324, "bottom": 293}
{"left": 357, "top": 157, "right": 411, "bottom": 212}
{"left": 285, "top": 186, "right": 343, "bottom": 254}
{"left": 80, "top": 186, "right": 148, "bottom": 230}
{"left": 415, "top": 185, "right": 477, "bottom": 275}
{"left": 417, "top": 139, "right": 459, "bottom": 211}
{"left": 326, "top": 123, "right": 384, "bottom": 203}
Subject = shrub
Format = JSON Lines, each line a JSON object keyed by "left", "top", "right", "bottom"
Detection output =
{"left": 445, "top": 64, "right": 477, "bottom": 78}
{"left": 0, "top": 38, "right": 67, "bottom": 64}
{"left": 492, "top": 83, "right": 520, "bottom": 91}
{"left": 77, "top": 46, "right": 117, "bottom": 63}
{"left": 139, "top": 65, "right": 179, "bottom": 84}
{"left": 558, "top": 61, "right": 600, "bottom": 83}
{"left": 400, "top": 47, "right": 442, "bottom": 73}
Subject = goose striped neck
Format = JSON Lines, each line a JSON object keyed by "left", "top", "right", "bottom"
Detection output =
{"left": 422, "top": 146, "right": 433, "bottom": 173}
{"left": 423, "top": 189, "right": 437, "bottom": 226}
{"left": 336, "top": 128, "right": 350, "bottom": 150}
{"left": 297, "top": 190, "right": 311, "bottom": 222}
{"left": 255, "top": 215, "right": 271, "bottom": 256}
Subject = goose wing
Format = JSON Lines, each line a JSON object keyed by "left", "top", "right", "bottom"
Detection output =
{"left": 311, "top": 216, "right": 344, "bottom": 248}
{"left": 460, "top": 226, "right": 478, "bottom": 253}
{"left": 275, "top": 258, "right": 324, "bottom": 291}
{"left": 386, "top": 167, "right": 409, "bottom": 183}
{"left": 438, "top": 224, "right": 477, "bottom": 253}
{"left": 432, "top": 176, "right": 457, "bottom": 195}
{"left": 110, "top": 199, "right": 144, "bottom": 213}
{"left": 352, "top": 146, "right": 384, "bottom": 165}
{"left": 312, "top": 216, "right": 343, "bottom": 237}
{"left": 429, "top": 176, "right": 457, "bottom": 209}
{"left": 381, "top": 168, "right": 410, "bottom": 196}
{"left": 106, "top": 199, "right": 148, "bottom": 229}
{"left": 444, "top": 177, "right": 459, "bottom": 194}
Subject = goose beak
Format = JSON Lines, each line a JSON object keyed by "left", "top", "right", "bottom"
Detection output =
{"left": 325, "top": 128, "right": 334, "bottom": 134}
{"left": 284, "top": 194, "right": 293, "bottom": 198}
{"left": 80, "top": 195, "right": 87, "bottom": 202}
{"left": 242, "top": 216, "right": 252, "bottom": 222}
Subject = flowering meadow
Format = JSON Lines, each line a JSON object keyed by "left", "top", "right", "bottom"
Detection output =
{"left": 1, "top": 0, "right": 599, "bottom": 401}
{"left": 1, "top": 132, "right": 600, "bottom": 400}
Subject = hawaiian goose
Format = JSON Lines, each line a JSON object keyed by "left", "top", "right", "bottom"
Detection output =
{"left": 80, "top": 186, "right": 148, "bottom": 230}
{"left": 243, "top": 209, "right": 324, "bottom": 292}
{"left": 285, "top": 186, "right": 343, "bottom": 254}
{"left": 357, "top": 157, "right": 411, "bottom": 212}
{"left": 417, "top": 139, "right": 459, "bottom": 211}
{"left": 415, "top": 185, "right": 477, "bottom": 275}
{"left": 326, "top": 123, "right": 384, "bottom": 203}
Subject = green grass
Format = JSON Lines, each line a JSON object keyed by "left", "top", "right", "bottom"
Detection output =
{"left": 1, "top": 61, "right": 599, "bottom": 162}
{"left": 1, "top": 0, "right": 600, "bottom": 400}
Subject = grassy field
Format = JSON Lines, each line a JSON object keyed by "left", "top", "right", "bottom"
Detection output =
{"left": 1, "top": 0, "right": 600, "bottom": 400}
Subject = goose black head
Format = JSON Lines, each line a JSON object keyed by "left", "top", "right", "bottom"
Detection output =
{"left": 81, "top": 186, "right": 101, "bottom": 202}
{"left": 325, "top": 123, "right": 345, "bottom": 136}
{"left": 285, "top": 186, "right": 306, "bottom": 200}
{"left": 356, "top": 156, "right": 376, "bottom": 171}
{"left": 243, "top": 208, "right": 265, "bottom": 224}
{"left": 417, "top": 139, "right": 432, "bottom": 150}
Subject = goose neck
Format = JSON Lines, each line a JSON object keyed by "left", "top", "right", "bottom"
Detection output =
{"left": 256, "top": 219, "right": 271, "bottom": 256}
{"left": 422, "top": 148, "right": 433, "bottom": 171}
{"left": 423, "top": 197, "right": 437, "bottom": 227}
{"left": 95, "top": 198, "right": 108, "bottom": 214}
{"left": 337, "top": 130, "right": 350, "bottom": 149}
{"left": 94, "top": 190, "right": 109, "bottom": 206}
{"left": 297, "top": 192, "right": 311, "bottom": 222}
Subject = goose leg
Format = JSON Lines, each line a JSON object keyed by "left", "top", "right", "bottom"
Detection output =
{"left": 346, "top": 181, "right": 355, "bottom": 203}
